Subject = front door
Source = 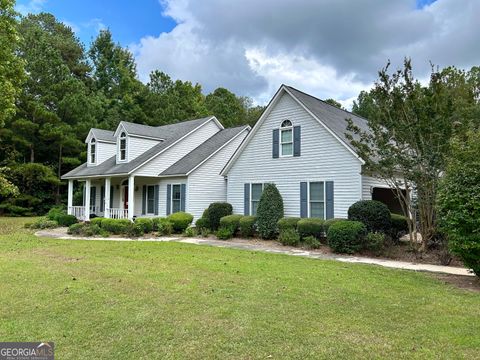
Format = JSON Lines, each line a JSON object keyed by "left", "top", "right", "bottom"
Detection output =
{"left": 123, "top": 186, "right": 129, "bottom": 210}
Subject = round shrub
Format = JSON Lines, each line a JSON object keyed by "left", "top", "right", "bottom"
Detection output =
{"left": 67, "top": 223, "right": 84, "bottom": 235}
{"left": 390, "top": 213, "right": 409, "bottom": 241}
{"left": 323, "top": 218, "right": 344, "bottom": 234}
{"left": 219, "top": 214, "right": 243, "bottom": 235}
{"left": 28, "top": 217, "right": 59, "bottom": 229}
{"left": 90, "top": 217, "right": 105, "bottom": 227}
{"left": 101, "top": 219, "right": 131, "bottom": 234}
{"left": 135, "top": 218, "right": 153, "bottom": 233}
{"left": 256, "top": 183, "right": 284, "bottom": 239}
{"left": 167, "top": 212, "right": 194, "bottom": 233}
{"left": 68, "top": 223, "right": 105, "bottom": 237}
{"left": 46, "top": 206, "right": 65, "bottom": 221}
{"left": 239, "top": 216, "right": 256, "bottom": 237}
{"left": 327, "top": 220, "right": 367, "bottom": 254}
{"left": 184, "top": 226, "right": 197, "bottom": 237}
{"left": 348, "top": 200, "right": 391, "bottom": 233}
{"left": 195, "top": 217, "right": 209, "bottom": 231}
{"left": 216, "top": 226, "right": 234, "bottom": 240}
{"left": 297, "top": 218, "right": 324, "bottom": 239}
{"left": 205, "top": 202, "right": 232, "bottom": 230}
{"left": 365, "top": 232, "right": 385, "bottom": 254}
{"left": 302, "top": 235, "right": 322, "bottom": 249}
{"left": 277, "top": 217, "right": 300, "bottom": 232}
{"left": 126, "top": 222, "right": 144, "bottom": 237}
{"left": 152, "top": 217, "right": 173, "bottom": 236}
{"left": 278, "top": 228, "right": 300, "bottom": 247}
{"left": 56, "top": 213, "right": 77, "bottom": 227}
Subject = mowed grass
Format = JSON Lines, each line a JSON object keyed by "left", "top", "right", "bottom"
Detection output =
{"left": 0, "top": 217, "right": 479, "bottom": 359}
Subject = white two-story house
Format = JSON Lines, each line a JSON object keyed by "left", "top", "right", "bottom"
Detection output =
{"left": 62, "top": 116, "right": 250, "bottom": 221}
{"left": 221, "top": 85, "right": 400, "bottom": 219}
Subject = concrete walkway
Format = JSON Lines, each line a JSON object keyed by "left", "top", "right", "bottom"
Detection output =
{"left": 35, "top": 229, "right": 474, "bottom": 277}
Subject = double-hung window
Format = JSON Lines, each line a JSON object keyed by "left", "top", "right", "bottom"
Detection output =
{"left": 280, "top": 120, "right": 293, "bottom": 156}
{"left": 119, "top": 132, "right": 127, "bottom": 161}
{"left": 309, "top": 182, "right": 325, "bottom": 219}
{"left": 90, "top": 138, "right": 96, "bottom": 164}
{"left": 251, "top": 183, "right": 263, "bottom": 215}
{"left": 146, "top": 185, "right": 155, "bottom": 214}
{"left": 171, "top": 184, "right": 181, "bottom": 213}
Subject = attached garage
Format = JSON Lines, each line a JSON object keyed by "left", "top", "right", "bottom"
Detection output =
{"left": 371, "top": 187, "right": 405, "bottom": 215}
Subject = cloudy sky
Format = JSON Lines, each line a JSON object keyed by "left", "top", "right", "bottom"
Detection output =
{"left": 16, "top": 0, "right": 480, "bottom": 108}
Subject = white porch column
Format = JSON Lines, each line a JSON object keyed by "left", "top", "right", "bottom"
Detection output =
{"left": 128, "top": 175, "right": 135, "bottom": 220}
{"left": 67, "top": 180, "right": 73, "bottom": 215}
{"left": 104, "top": 177, "right": 111, "bottom": 218}
{"left": 84, "top": 179, "right": 91, "bottom": 221}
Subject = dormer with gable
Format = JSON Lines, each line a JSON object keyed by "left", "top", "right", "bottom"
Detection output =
{"left": 85, "top": 129, "right": 116, "bottom": 167}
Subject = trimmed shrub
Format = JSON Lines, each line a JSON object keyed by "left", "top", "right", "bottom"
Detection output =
{"left": 56, "top": 213, "right": 77, "bottom": 227}
{"left": 216, "top": 226, "right": 234, "bottom": 240}
{"left": 365, "top": 232, "right": 385, "bottom": 254}
{"left": 47, "top": 206, "right": 64, "bottom": 221}
{"left": 90, "top": 217, "right": 105, "bottom": 227}
{"left": 184, "top": 226, "right": 197, "bottom": 237}
{"left": 68, "top": 223, "right": 105, "bottom": 237}
{"left": 303, "top": 235, "right": 322, "bottom": 249}
{"left": 219, "top": 214, "right": 243, "bottom": 235}
{"left": 323, "top": 218, "right": 344, "bottom": 234}
{"left": 135, "top": 218, "right": 153, "bottom": 233}
{"left": 239, "top": 216, "right": 256, "bottom": 237}
{"left": 205, "top": 202, "right": 232, "bottom": 230}
{"left": 348, "top": 200, "right": 391, "bottom": 233}
{"left": 256, "top": 183, "right": 284, "bottom": 239}
{"left": 390, "top": 213, "right": 409, "bottom": 241}
{"left": 27, "top": 217, "right": 58, "bottom": 229}
{"left": 278, "top": 228, "right": 300, "bottom": 246}
{"left": 152, "top": 217, "right": 173, "bottom": 236}
{"left": 101, "top": 219, "right": 131, "bottom": 234}
{"left": 297, "top": 218, "right": 324, "bottom": 239}
{"left": 327, "top": 220, "right": 367, "bottom": 254}
{"left": 277, "top": 217, "right": 300, "bottom": 232}
{"left": 126, "top": 222, "right": 144, "bottom": 237}
{"left": 167, "top": 212, "right": 194, "bottom": 233}
{"left": 195, "top": 217, "right": 209, "bottom": 231}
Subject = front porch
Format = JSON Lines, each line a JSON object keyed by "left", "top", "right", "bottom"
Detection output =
{"left": 67, "top": 175, "right": 161, "bottom": 221}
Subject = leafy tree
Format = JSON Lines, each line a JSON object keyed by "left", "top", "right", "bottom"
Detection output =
{"left": 437, "top": 131, "right": 480, "bottom": 276}
{"left": 256, "top": 183, "right": 284, "bottom": 239}
{"left": 346, "top": 59, "right": 480, "bottom": 250}
{"left": 324, "top": 98, "right": 344, "bottom": 110}
{"left": 205, "top": 87, "right": 247, "bottom": 127}
{"left": 0, "top": 167, "right": 18, "bottom": 198}
{"left": 0, "top": 0, "right": 25, "bottom": 127}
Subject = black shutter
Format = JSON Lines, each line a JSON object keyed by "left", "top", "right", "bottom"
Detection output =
{"left": 326, "top": 181, "right": 334, "bottom": 219}
{"left": 244, "top": 183, "right": 250, "bottom": 215}
{"left": 100, "top": 186, "right": 105, "bottom": 212}
{"left": 300, "top": 182, "right": 308, "bottom": 218}
{"left": 110, "top": 186, "right": 114, "bottom": 209}
{"left": 180, "top": 184, "right": 186, "bottom": 212}
{"left": 154, "top": 185, "right": 159, "bottom": 215}
{"left": 166, "top": 184, "right": 171, "bottom": 216}
{"left": 142, "top": 185, "right": 146, "bottom": 215}
{"left": 272, "top": 129, "right": 279, "bottom": 158}
{"left": 293, "top": 126, "right": 301, "bottom": 157}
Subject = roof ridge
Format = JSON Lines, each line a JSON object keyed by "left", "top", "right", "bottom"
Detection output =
{"left": 285, "top": 85, "right": 369, "bottom": 122}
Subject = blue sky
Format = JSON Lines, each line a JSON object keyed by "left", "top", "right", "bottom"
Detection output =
{"left": 16, "top": 0, "right": 176, "bottom": 47}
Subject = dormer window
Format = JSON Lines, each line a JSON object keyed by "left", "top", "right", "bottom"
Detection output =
{"left": 280, "top": 120, "right": 293, "bottom": 156}
{"left": 90, "top": 138, "right": 96, "bottom": 164}
{"left": 119, "top": 132, "right": 127, "bottom": 161}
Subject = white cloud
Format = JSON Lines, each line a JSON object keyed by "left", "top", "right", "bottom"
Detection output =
{"left": 16, "top": 0, "right": 47, "bottom": 15}
{"left": 132, "top": 0, "right": 480, "bottom": 105}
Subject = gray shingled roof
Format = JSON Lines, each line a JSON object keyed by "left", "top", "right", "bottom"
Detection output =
{"left": 286, "top": 86, "right": 369, "bottom": 153}
{"left": 91, "top": 129, "right": 115, "bottom": 143}
{"left": 160, "top": 126, "right": 249, "bottom": 176}
{"left": 62, "top": 116, "right": 215, "bottom": 179}
{"left": 119, "top": 121, "right": 165, "bottom": 139}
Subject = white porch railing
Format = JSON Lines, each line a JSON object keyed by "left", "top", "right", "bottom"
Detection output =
{"left": 69, "top": 206, "right": 86, "bottom": 220}
{"left": 106, "top": 208, "right": 129, "bottom": 219}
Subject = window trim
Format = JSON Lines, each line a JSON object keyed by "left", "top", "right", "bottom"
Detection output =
{"left": 250, "top": 183, "right": 264, "bottom": 216}
{"left": 89, "top": 138, "right": 96, "bottom": 165}
{"left": 118, "top": 131, "right": 127, "bottom": 162}
{"left": 280, "top": 120, "right": 293, "bottom": 157}
{"left": 308, "top": 181, "right": 326, "bottom": 219}
{"left": 146, "top": 185, "right": 155, "bottom": 215}
{"left": 170, "top": 183, "right": 182, "bottom": 214}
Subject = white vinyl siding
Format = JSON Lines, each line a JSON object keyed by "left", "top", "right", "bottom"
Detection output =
{"left": 188, "top": 129, "right": 248, "bottom": 220}
{"left": 226, "top": 92, "right": 363, "bottom": 219}
{"left": 128, "top": 136, "right": 161, "bottom": 161}
{"left": 133, "top": 119, "right": 221, "bottom": 177}
{"left": 362, "top": 174, "right": 394, "bottom": 200}
{"left": 96, "top": 142, "right": 116, "bottom": 164}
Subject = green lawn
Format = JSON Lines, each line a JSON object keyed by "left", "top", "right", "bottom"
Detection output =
{"left": 0, "top": 217, "right": 479, "bottom": 359}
